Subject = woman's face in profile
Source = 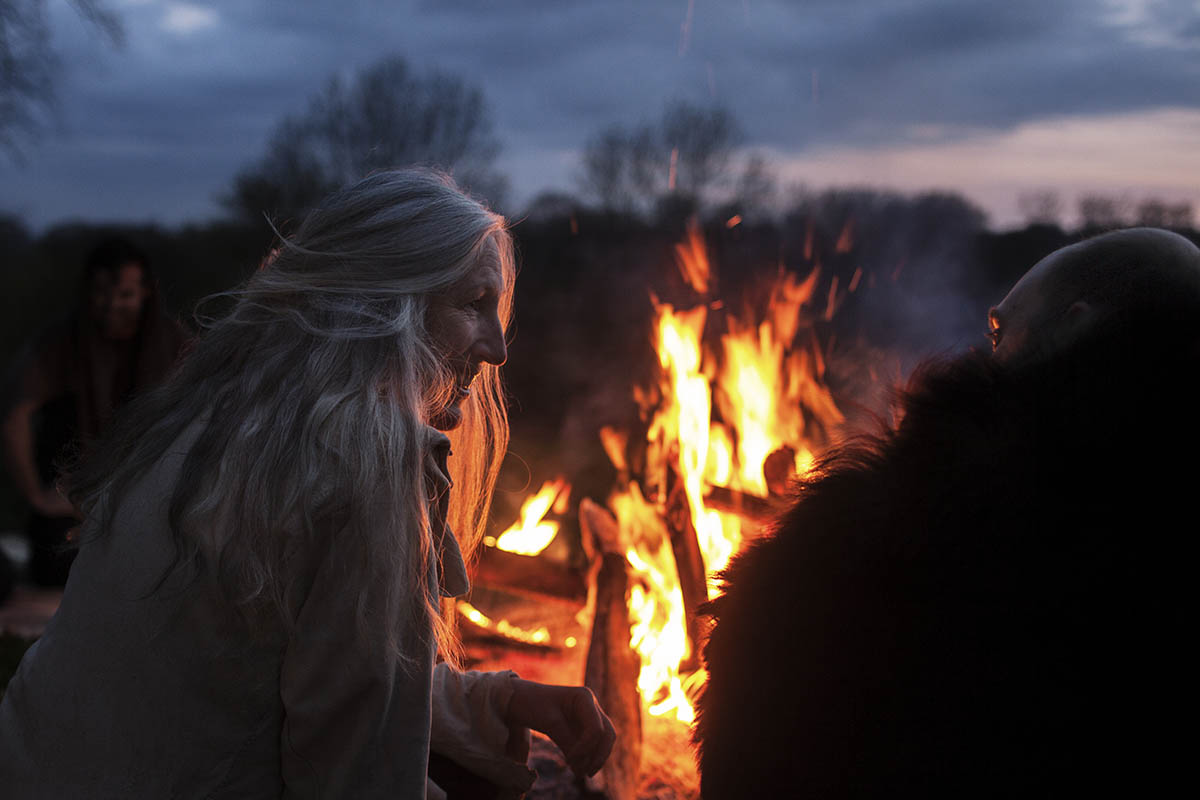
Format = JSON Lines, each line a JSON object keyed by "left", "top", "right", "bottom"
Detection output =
{"left": 426, "top": 241, "right": 508, "bottom": 430}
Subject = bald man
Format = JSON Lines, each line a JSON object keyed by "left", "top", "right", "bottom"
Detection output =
{"left": 988, "top": 227, "right": 1200, "bottom": 362}
{"left": 695, "top": 228, "right": 1200, "bottom": 798}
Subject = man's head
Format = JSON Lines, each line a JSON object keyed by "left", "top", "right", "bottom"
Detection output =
{"left": 988, "top": 227, "right": 1200, "bottom": 363}
{"left": 83, "top": 238, "right": 152, "bottom": 341}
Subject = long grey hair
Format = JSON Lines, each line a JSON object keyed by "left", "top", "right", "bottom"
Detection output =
{"left": 67, "top": 169, "right": 514, "bottom": 663}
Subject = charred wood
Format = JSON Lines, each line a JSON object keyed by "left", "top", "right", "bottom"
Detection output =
{"left": 665, "top": 463, "right": 709, "bottom": 674}
{"left": 702, "top": 485, "right": 785, "bottom": 523}
{"left": 579, "top": 497, "right": 623, "bottom": 559}
{"left": 583, "top": 551, "right": 642, "bottom": 800}
{"left": 472, "top": 548, "right": 587, "bottom": 607}
{"left": 762, "top": 444, "right": 798, "bottom": 497}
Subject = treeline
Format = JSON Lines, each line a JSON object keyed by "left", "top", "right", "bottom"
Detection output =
{"left": 7, "top": 190, "right": 1197, "bottom": 524}
{"left": 5, "top": 182, "right": 1199, "bottom": 400}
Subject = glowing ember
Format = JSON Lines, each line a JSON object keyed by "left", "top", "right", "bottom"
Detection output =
{"left": 457, "top": 600, "right": 553, "bottom": 646}
{"left": 836, "top": 217, "right": 855, "bottom": 253}
{"left": 674, "top": 221, "right": 712, "bottom": 294}
{"left": 678, "top": 0, "right": 695, "bottom": 56}
{"left": 487, "top": 478, "right": 569, "bottom": 556}
{"left": 824, "top": 275, "right": 840, "bottom": 322}
{"left": 849, "top": 266, "right": 864, "bottom": 293}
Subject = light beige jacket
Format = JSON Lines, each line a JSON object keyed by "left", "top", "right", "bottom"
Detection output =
{"left": 0, "top": 423, "right": 535, "bottom": 798}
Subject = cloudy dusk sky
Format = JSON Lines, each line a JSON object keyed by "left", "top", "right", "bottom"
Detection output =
{"left": 2, "top": 0, "right": 1198, "bottom": 230}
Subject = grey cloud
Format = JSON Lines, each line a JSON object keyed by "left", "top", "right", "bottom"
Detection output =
{"left": 682, "top": 0, "right": 1199, "bottom": 149}
{"left": 4, "top": 0, "right": 1199, "bottom": 228}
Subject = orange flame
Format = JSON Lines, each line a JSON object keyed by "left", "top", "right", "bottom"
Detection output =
{"left": 458, "top": 601, "right": 553, "bottom": 646}
{"left": 599, "top": 427, "right": 629, "bottom": 474}
{"left": 611, "top": 483, "right": 696, "bottom": 722}
{"left": 674, "top": 221, "right": 711, "bottom": 295}
{"left": 488, "top": 478, "right": 569, "bottom": 556}
{"left": 604, "top": 239, "right": 845, "bottom": 724}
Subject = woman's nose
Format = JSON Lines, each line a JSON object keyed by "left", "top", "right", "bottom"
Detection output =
{"left": 477, "top": 317, "right": 507, "bottom": 366}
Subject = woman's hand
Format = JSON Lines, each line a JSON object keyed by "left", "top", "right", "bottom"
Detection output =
{"left": 505, "top": 679, "right": 616, "bottom": 778}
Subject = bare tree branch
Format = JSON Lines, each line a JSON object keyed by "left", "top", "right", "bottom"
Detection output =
{"left": 577, "top": 101, "right": 740, "bottom": 216}
{"left": 224, "top": 55, "right": 507, "bottom": 225}
{"left": 0, "top": 0, "right": 123, "bottom": 158}
{"left": 660, "top": 100, "right": 740, "bottom": 199}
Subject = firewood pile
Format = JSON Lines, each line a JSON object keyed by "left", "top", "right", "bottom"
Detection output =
{"left": 462, "top": 480, "right": 788, "bottom": 799}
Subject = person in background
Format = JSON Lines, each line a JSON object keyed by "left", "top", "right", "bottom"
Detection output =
{"left": 0, "top": 237, "right": 188, "bottom": 587}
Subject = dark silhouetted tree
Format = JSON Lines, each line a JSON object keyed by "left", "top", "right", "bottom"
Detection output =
{"left": 223, "top": 119, "right": 328, "bottom": 229}
{"left": 660, "top": 100, "right": 740, "bottom": 199}
{"left": 577, "top": 101, "right": 741, "bottom": 216}
{"left": 578, "top": 123, "right": 661, "bottom": 215}
{"left": 732, "top": 152, "right": 777, "bottom": 221}
{"left": 521, "top": 190, "right": 583, "bottom": 224}
{"left": 626, "top": 126, "right": 662, "bottom": 202}
{"left": 1164, "top": 202, "right": 1194, "bottom": 228}
{"left": 0, "top": 0, "right": 123, "bottom": 156}
{"left": 579, "top": 126, "right": 634, "bottom": 213}
{"left": 1078, "top": 194, "right": 1131, "bottom": 231}
{"left": 1136, "top": 198, "right": 1193, "bottom": 229}
{"left": 224, "top": 56, "right": 508, "bottom": 225}
{"left": 1017, "top": 190, "right": 1063, "bottom": 228}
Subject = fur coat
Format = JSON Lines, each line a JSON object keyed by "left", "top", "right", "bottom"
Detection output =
{"left": 695, "top": 320, "right": 1199, "bottom": 798}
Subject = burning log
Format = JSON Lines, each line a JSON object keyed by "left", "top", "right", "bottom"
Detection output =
{"left": 762, "top": 444, "right": 799, "bottom": 498}
{"left": 665, "top": 463, "right": 710, "bottom": 673}
{"left": 702, "top": 485, "right": 785, "bottom": 524}
{"left": 472, "top": 548, "right": 587, "bottom": 608}
{"left": 582, "top": 503, "right": 643, "bottom": 800}
{"left": 579, "top": 497, "right": 622, "bottom": 558}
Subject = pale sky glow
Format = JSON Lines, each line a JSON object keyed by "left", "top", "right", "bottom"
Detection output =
{"left": 1101, "top": 0, "right": 1200, "bottom": 47}
{"left": 160, "top": 3, "right": 220, "bottom": 35}
{"left": 2, "top": 0, "right": 1198, "bottom": 230}
{"left": 768, "top": 107, "right": 1200, "bottom": 227}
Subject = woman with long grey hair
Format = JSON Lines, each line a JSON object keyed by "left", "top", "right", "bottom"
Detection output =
{"left": 0, "top": 169, "right": 614, "bottom": 798}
